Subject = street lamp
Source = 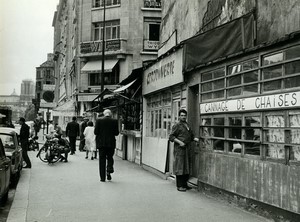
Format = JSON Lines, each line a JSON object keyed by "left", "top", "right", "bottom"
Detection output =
{"left": 101, "top": 0, "right": 106, "bottom": 93}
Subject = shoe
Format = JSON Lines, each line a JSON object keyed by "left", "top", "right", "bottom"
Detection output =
{"left": 91, "top": 157, "right": 94, "bottom": 160}
{"left": 177, "top": 187, "right": 186, "bottom": 192}
{"left": 70, "top": 153, "right": 74, "bottom": 155}
{"left": 64, "top": 159, "right": 68, "bottom": 162}
{"left": 107, "top": 173, "right": 112, "bottom": 181}
{"left": 85, "top": 156, "right": 88, "bottom": 159}
{"left": 185, "top": 186, "right": 192, "bottom": 190}
{"left": 100, "top": 179, "right": 105, "bottom": 182}
{"left": 23, "top": 165, "right": 32, "bottom": 169}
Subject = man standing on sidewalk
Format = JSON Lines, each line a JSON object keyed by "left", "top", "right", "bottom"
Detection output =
{"left": 66, "top": 116, "right": 79, "bottom": 155}
{"left": 94, "top": 109, "right": 119, "bottom": 182}
{"left": 19, "top": 117, "right": 31, "bottom": 168}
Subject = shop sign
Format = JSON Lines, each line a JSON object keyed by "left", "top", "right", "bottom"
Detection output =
{"left": 43, "top": 84, "right": 55, "bottom": 91}
{"left": 200, "top": 91, "right": 300, "bottom": 114}
{"left": 143, "top": 48, "right": 183, "bottom": 95}
{"left": 77, "top": 94, "right": 98, "bottom": 102}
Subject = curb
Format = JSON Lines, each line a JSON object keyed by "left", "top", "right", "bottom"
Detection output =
{"left": 7, "top": 169, "right": 31, "bottom": 222}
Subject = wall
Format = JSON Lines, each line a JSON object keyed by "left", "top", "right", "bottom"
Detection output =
{"left": 199, "top": 152, "right": 300, "bottom": 214}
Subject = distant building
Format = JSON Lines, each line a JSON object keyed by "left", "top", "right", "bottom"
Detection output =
{"left": 20, "top": 79, "right": 35, "bottom": 106}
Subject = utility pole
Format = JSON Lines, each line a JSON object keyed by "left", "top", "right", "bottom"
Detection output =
{"left": 101, "top": 0, "right": 106, "bottom": 93}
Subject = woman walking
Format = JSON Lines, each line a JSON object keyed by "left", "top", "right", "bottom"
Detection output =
{"left": 83, "top": 121, "right": 96, "bottom": 160}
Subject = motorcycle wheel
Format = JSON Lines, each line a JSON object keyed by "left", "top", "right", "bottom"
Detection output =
{"left": 37, "top": 147, "right": 49, "bottom": 163}
{"left": 48, "top": 149, "right": 61, "bottom": 163}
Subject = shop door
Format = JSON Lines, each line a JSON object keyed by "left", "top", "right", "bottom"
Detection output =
{"left": 188, "top": 85, "right": 200, "bottom": 179}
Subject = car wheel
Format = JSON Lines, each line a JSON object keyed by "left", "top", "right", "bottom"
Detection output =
{"left": 0, "top": 190, "right": 8, "bottom": 205}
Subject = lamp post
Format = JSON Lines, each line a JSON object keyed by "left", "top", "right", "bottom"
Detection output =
{"left": 101, "top": 0, "right": 106, "bottom": 93}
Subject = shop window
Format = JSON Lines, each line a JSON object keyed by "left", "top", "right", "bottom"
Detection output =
{"left": 200, "top": 113, "right": 262, "bottom": 156}
{"left": 88, "top": 71, "right": 119, "bottom": 86}
{"left": 201, "top": 68, "right": 225, "bottom": 101}
{"left": 146, "top": 92, "right": 172, "bottom": 138}
{"left": 289, "top": 111, "right": 300, "bottom": 161}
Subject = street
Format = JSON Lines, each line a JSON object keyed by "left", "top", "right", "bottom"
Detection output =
{"left": 6, "top": 140, "right": 270, "bottom": 222}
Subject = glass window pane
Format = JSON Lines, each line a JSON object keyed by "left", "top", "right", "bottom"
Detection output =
{"left": 228, "top": 64, "right": 242, "bottom": 75}
{"left": 201, "top": 118, "right": 211, "bottom": 137}
{"left": 285, "top": 76, "right": 300, "bottom": 89}
{"left": 244, "top": 71, "right": 258, "bottom": 83}
{"left": 106, "top": 27, "right": 111, "bottom": 39}
{"left": 245, "top": 143, "right": 260, "bottom": 155}
{"left": 213, "top": 79, "right": 224, "bottom": 89}
{"left": 291, "top": 146, "right": 300, "bottom": 161}
{"left": 263, "top": 53, "right": 283, "bottom": 65}
{"left": 228, "top": 117, "right": 242, "bottom": 139}
{"left": 112, "top": 27, "right": 117, "bottom": 39}
{"left": 266, "top": 115, "right": 285, "bottom": 127}
{"left": 202, "top": 82, "right": 212, "bottom": 92}
{"left": 243, "top": 84, "right": 258, "bottom": 95}
{"left": 229, "top": 141, "right": 242, "bottom": 153}
{"left": 213, "top": 139, "right": 224, "bottom": 151}
{"left": 228, "top": 75, "right": 241, "bottom": 86}
{"left": 262, "top": 65, "right": 282, "bottom": 80}
{"left": 202, "top": 72, "right": 212, "bottom": 81}
{"left": 202, "top": 93, "right": 212, "bottom": 101}
{"left": 267, "top": 144, "right": 285, "bottom": 159}
{"left": 285, "top": 61, "right": 300, "bottom": 75}
{"left": 213, "top": 117, "right": 224, "bottom": 138}
{"left": 263, "top": 80, "right": 281, "bottom": 91}
{"left": 285, "top": 45, "right": 300, "bottom": 60}
{"left": 213, "top": 90, "right": 224, "bottom": 99}
{"left": 228, "top": 87, "right": 242, "bottom": 97}
{"left": 213, "top": 69, "right": 225, "bottom": 78}
{"left": 243, "top": 58, "right": 259, "bottom": 70}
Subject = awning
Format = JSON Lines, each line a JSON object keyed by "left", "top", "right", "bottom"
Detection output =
{"left": 52, "top": 100, "right": 76, "bottom": 116}
{"left": 113, "top": 79, "right": 137, "bottom": 93}
{"left": 81, "top": 59, "right": 118, "bottom": 73}
{"left": 92, "top": 88, "right": 114, "bottom": 102}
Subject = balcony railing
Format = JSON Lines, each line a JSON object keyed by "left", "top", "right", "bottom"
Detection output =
{"left": 80, "top": 39, "right": 127, "bottom": 55}
{"left": 144, "top": 0, "right": 161, "bottom": 8}
{"left": 143, "top": 40, "right": 159, "bottom": 51}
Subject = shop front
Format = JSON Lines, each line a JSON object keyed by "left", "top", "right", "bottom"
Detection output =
{"left": 142, "top": 48, "right": 191, "bottom": 175}
{"left": 185, "top": 40, "right": 300, "bottom": 215}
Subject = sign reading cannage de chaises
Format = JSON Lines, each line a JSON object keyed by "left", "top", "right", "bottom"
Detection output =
{"left": 200, "top": 91, "right": 300, "bottom": 114}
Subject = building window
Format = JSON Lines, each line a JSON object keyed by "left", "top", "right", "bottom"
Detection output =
{"left": 93, "top": 0, "right": 121, "bottom": 8}
{"left": 201, "top": 113, "right": 262, "bottom": 156}
{"left": 144, "top": 0, "right": 161, "bottom": 8}
{"left": 143, "top": 18, "right": 160, "bottom": 51}
{"left": 93, "top": 20, "right": 120, "bottom": 41}
{"left": 37, "top": 70, "right": 41, "bottom": 79}
{"left": 200, "top": 44, "right": 300, "bottom": 102}
{"left": 146, "top": 92, "right": 171, "bottom": 138}
{"left": 88, "top": 71, "right": 119, "bottom": 86}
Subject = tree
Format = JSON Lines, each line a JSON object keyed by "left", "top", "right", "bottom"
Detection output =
{"left": 24, "top": 104, "right": 36, "bottom": 121}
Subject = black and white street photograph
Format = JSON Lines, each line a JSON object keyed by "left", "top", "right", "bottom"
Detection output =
{"left": 0, "top": 0, "right": 300, "bottom": 221}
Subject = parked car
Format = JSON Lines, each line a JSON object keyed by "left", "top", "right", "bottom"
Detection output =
{"left": 0, "top": 127, "right": 22, "bottom": 185}
{"left": 0, "top": 138, "right": 11, "bottom": 205}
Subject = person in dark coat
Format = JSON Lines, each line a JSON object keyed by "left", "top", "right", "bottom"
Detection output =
{"left": 169, "top": 109, "right": 199, "bottom": 192}
{"left": 19, "top": 117, "right": 31, "bottom": 168}
{"left": 94, "top": 109, "right": 119, "bottom": 182}
{"left": 79, "top": 118, "right": 88, "bottom": 152}
{"left": 66, "top": 116, "right": 80, "bottom": 155}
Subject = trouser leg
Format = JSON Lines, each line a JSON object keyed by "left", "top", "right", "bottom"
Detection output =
{"left": 22, "top": 142, "right": 31, "bottom": 167}
{"left": 99, "top": 149, "right": 106, "bottom": 181}
{"left": 106, "top": 148, "right": 115, "bottom": 174}
{"left": 176, "top": 175, "right": 184, "bottom": 188}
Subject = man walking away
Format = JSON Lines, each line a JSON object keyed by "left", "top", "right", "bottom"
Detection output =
{"left": 19, "top": 117, "right": 31, "bottom": 168}
{"left": 66, "top": 116, "right": 79, "bottom": 155}
{"left": 94, "top": 109, "right": 119, "bottom": 182}
{"left": 79, "top": 118, "right": 88, "bottom": 152}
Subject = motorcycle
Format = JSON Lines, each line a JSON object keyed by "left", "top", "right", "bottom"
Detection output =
{"left": 36, "top": 134, "right": 63, "bottom": 164}
{"left": 28, "top": 135, "right": 39, "bottom": 151}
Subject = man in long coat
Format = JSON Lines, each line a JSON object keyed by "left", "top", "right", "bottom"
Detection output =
{"left": 19, "top": 117, "right": 31, "bottom": 168}
{"left": 94, "top": 109, "right": 119, "bottom": 182}
{"left": 169, "top": 109, "right": 199, "bottom": 192}
{"left": 66, "top": 116, "right": 79, "bottom": 155}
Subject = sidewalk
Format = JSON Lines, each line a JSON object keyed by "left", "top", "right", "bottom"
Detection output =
{"left": 7, "top": 137, "right": 270, "bottom": 222}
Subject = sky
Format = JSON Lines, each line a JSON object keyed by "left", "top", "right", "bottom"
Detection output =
{"left": 0, "top": 0, "right": 59, "bottom": 95}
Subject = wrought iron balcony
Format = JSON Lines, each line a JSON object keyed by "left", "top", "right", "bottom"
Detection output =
{"left": 144, "top": 0, "right": 161, "bottom": 8}
{"left": 143, "top": 40, "right": 160, "bottom": 51}
{"left": 80, "top": 39, "right": 127, "bottom": 55}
